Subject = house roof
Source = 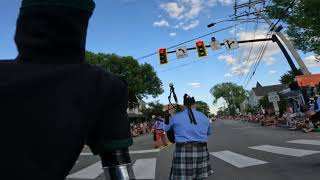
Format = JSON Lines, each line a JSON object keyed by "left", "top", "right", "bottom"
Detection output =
{"left": 296, "top": 74, "right": 320, "bottom": 87}
{"left": 252, "top": 82, "right": 288, "bottom": 97}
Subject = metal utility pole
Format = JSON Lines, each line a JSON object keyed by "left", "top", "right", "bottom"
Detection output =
{"left": 271, "top": 35, "right": 300, "bottom": 75}
{"left": 234, "top": 0, "right": 311, "bottom": 75}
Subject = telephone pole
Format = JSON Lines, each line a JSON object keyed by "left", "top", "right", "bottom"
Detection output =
{"left": 233, "top": 0, "right": 311, "bottom": 75}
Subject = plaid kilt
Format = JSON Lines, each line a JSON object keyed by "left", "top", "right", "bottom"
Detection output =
{"left": 170, "top": 143, "right": 213, "bottom": 180}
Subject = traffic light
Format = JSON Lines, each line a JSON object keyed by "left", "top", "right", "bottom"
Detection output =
{"left": 195, "top": 41, "right": 207, "bottom": 58}
{"left": 158, "top": 48, "right": 168, "bottom": 64}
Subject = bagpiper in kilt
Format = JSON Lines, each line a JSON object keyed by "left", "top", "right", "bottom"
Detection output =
{"left": 165, "top": 94, "right": 214, "bottom": 180}
{"left": 170, "top": 142, "right": 213, "bottom": 180}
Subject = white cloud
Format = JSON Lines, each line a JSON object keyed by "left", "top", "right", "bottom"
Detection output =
{"left": 182, "top": 20, "right": 200, "bottom": 30}
{"left": 237, "top": 30, "right": 280, "bottom": 66}
{"left": 224, "top": 73, "right": 233, "bottom": 77}
{"left": 182, "top": 0, "right": 203, "bottom": 19}
{"left": 169, "top": 32, "right": 177, "bottom": 36}
{"left": 218, "top": 0, "right": 233, "bottom": 6}
{"left": 218, "top": 54, "right": 237, "bottom": 65}
{"left": 219, "top": 29, "right": 282, "bottom": 77}
{"left": 269, "top": 70, "right": 277, "bottom": 74}
{"left": 207, "top": 0, "right": 234, "bottom": 7}
{"left": 187, "top": 82, "right": 201, "bottom": 88}
{"left": 153, "top": 20, "right": 169, "bottom": 27}
{"left": 160, "top": 2, "right": 185, "bottom": 19}
{"left": 304, "top": 55, "right": 320, "bottom": 68}
{"left": 160, "top": 0, "right": 236, "bottom": 31}
{"left": 188, "top": 82, "right": 200, "bottom": 86}
{"left": 230, "top": 63, "right": 250, "bottom": 75}
{"left": 160, "top": 0, "right": 204, "bottom": 20}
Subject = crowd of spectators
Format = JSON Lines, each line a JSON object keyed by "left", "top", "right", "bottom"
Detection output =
{"left": 218, "top": 97, "right": 320, "bottom": 133}
{"left": 130, "top": 121, "right": 153, "bottom": 137}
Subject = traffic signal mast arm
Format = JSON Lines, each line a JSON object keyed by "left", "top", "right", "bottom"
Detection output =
{"left": 166, "top": 37, "right": 272, "bottom": 54}
{"left": 165, "top": 36, "right": 300, "bottom": 76}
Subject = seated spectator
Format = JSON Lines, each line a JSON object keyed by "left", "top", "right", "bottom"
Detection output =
{"left": 275, "top": 116, "right": 287, "bottom": 126}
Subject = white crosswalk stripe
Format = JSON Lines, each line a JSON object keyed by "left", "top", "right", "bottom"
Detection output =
{"left": 69, "top": 142, "right": 320, "bottom": 179}
{"left": 67, "top": 158, "right": 157, "bottom": 180}
{"left": 287, "top": 140, "right": 320, "bottom": 146}
{"left": 249, "top": 145, "right": 320, "bottom": 157}
{"left": 67, "top": 161, "right": 103, "bottom": 179}
{"left": 80, "top": 149, "right": 160, "bottom": 156}
{"left": 210, "top": 150, "right": 268, "bottom": 168}
{"left": 133, "top": 158, "right": 157, "bottom": 179}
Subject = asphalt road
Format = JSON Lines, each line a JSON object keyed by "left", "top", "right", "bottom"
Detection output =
{"left": 67, "top": 119, "right": 320, "bottom": 180}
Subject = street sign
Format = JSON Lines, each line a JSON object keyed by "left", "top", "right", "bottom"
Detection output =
{"left": 211, "top": 37, "right": 221, "bottom": 50}
{"left": 224, "top": 38, "right": 239, "bottom": 50}
{"left": 175, "top": 47, "right": 188, "bottom": 59}
{"left": 268, "top": 92, "right": 280, "bottom": 102}
{"left": 273, "top": 101, "right": 279, "bottom": 111}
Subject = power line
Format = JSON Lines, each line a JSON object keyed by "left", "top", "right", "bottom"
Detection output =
{"left": 244, "top": 41, "right": 269, "bottom": 87}
{"left": 243, "top": 33, "right": 271, "bottom": 87}
{"left": 137, "top": 24, "right": 237, "bottom": 61}
{"left": 242, "top": 32, "right": 270, "bottom": 86}
{"left": 240, "top": 17, "right": 260, "bottom": 84}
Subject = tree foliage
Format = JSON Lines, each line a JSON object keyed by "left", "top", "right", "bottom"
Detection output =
{"left": 259, "top": 95, "right": 288, "bottom": 114}
{"left": 210, "top": 82, "right": 247, "bottom": 109}
{"left": 86, "top": 51, "right": 163, "bottom": 104}
{"left": 141, "top": 101, "right": 165, "bottom": 119}
{"left": 279, "top": 70, "right": 296, "bottom": 85}
{"left": 259, "top": 96, "right": 273, "bottom": 109}
{"left": 195, "top": 101, "right": 210, "bottom": 115}
{"left": 267, "top": 0, "right": 320, "bottom": 55}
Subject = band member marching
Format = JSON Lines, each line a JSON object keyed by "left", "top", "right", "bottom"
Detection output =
{"left": 165, "top": 94, "right": 214, "bottom": 180}
{"left": 153, "top": 116, "right": 168, "bottom": 148}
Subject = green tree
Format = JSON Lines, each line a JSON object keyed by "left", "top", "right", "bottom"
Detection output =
{"left": 86, "top": 51, "right": 163, "bottom": 105}
{"left": 259, "top": 96, "right": 273, "bottom": 109}
{"left": 267, "top": 0, "right": 320, "bottom": 55}
{"left": 210, "top": 82, "right": 247, "bottom": 110}
{"left": 195, "top": 101, "right": 210, "bottom": 115}
{"left": 279, "top": 70, "right": 295, "bottom": 85}
{"left": 141, "top": 101, "right": 165, "bottom": 119}
{"left": 279, "top": 69, "right": 302, "bottom": 84}
{"left": 259, "top": 95, "right": 288, "bottom": 114}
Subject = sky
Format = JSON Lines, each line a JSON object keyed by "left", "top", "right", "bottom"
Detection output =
{"left": 1, "top": 0, "right": 320, "bottom": 113}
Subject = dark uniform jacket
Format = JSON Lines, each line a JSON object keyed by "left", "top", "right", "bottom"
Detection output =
{"left": 0, "top": 6, "right": 132, "bottom": 180}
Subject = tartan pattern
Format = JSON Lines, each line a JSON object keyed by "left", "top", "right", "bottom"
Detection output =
{"left": 170, "top": 144, "right": 213, "bottom": 180}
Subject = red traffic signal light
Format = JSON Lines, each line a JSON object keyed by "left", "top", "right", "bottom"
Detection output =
{"left": 159, "top": 48, "right": 165, "bottom": 54}
{"left": 195, "top": 41, "right": 207, "bottom": 58}
{"left": 158, "top": 48, "right": 168, "bottom": 65}
{"left": 196, "top": 41, "right": 204, "bottom": 46}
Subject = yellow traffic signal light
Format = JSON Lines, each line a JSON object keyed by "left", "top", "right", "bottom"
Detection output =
{"left": 158, "top": 48, "right": 168, "bottom": 64}
{"left": 195, "top": 41, "right": 207, "bottom": 58}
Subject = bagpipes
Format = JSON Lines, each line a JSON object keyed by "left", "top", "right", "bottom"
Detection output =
{"left": 165, "top": 83, "right": 181, "bottom": 143}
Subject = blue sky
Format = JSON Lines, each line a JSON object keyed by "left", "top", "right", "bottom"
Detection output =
{"left": 1, "top": 0, "right": 319, "bottom": 113}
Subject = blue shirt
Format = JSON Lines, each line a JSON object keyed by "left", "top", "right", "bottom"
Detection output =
{"left": 153, "top": 119, "right": 165, "bottom": 130}
{"left": 164, "top": 108, "right": 212, "bottom": 143}
{"left": 309, "top": 98, "right": 320, "bottom": 112}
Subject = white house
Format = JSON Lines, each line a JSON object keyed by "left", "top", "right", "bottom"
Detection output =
{"left": 248, "top": 82, "right": 288, "bottom": 108}
{"left": 127, "top": 100, "right": 146, "bottom": 121}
